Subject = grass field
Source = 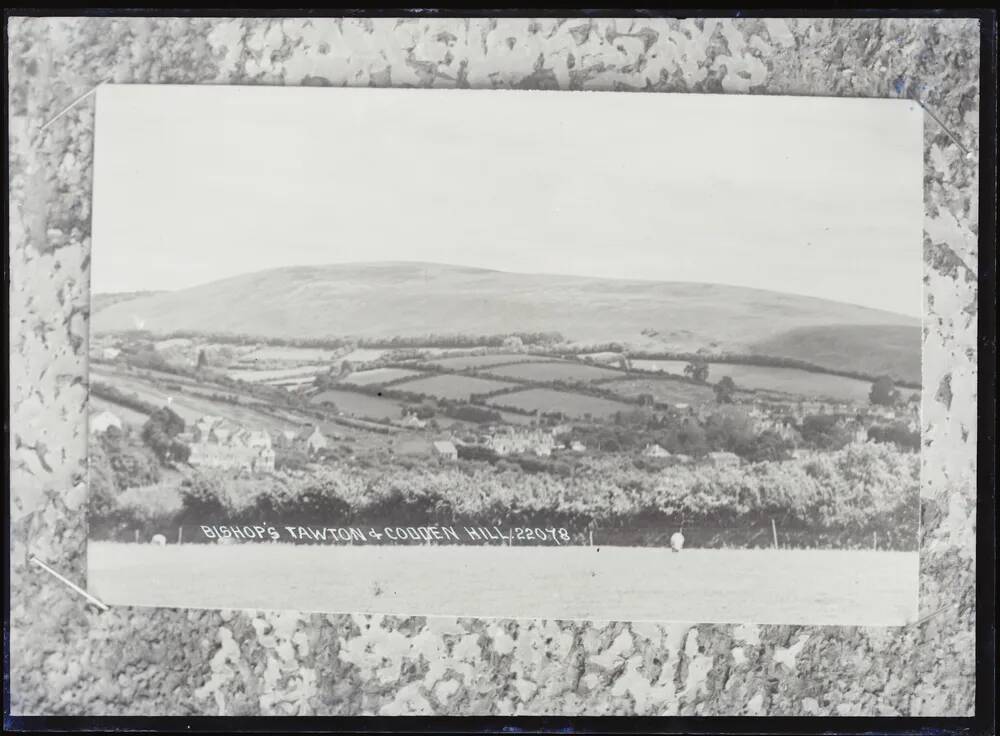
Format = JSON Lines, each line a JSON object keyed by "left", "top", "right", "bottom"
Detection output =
{"left": 630, "top": 360, "right": 890, "bottom": 402}
{"left": 487, "top": 388, "right": 633, "bottom": 418}
{"left": 226, "top": 365, "right": 327, "bottom": 384}
{"left": 751, "top": 324, "right": 920, "bottom": 385}
{"left": 602, "top": 377, "right": 716, "bottom": 405}
{"left": 92, "top": 372, "right": 299, "bottom": 432}
{"left": 496, "top": 410, "right": 537, "bottom": 426}
{"left": 393, "top": 374, "right": 517, "bottom": 401}
{"left": 90, "top": 396, "right": 152, "bottom": 425}
{"left": 483, "top": 361, "right": 625, "bottom": 383}
{"left": 310, "top": 388, "right": 405, "bottom": 420}
{"left": 341, "top": 367, "right": 426, "bottom": 386}
{"left": 424, "top": 353, "right": 544, "bottom": 370}
{"left": 88, "top": 543, "right": 918, "bottom": 625}
{"left": 241, "top": 346, "right": 340, "bottom": 362}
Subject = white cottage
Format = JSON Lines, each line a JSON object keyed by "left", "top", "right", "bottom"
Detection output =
{"left": 89, "top": 409, "right": 123, "bottom": 435}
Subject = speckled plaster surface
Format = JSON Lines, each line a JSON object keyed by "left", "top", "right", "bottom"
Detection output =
{"left": 8, "top": 17, "right": 980, "bottom": 716}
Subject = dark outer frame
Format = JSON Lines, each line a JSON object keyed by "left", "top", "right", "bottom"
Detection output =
{"left": 3, "top": 5, "right": 996, "bottom": 734}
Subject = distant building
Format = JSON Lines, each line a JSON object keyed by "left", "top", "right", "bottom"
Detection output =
{"left": 100, "top": 347, "right": 121, "bottom": 361}
{"left": 296, "top": 426, "right": 329, "bottom": 455}
{"left": 642, "top": 443, "right": 671, "bottom": 458}
{"left": 707, "top": 451, "right": 741, "bottom": 468}
{"left": 850, "top": 422, "right": 869, "bottom": 444}
{"left": 484, "top": 427, "right": 556, "bottom": 457}
{"left": 90, "top": 409, "right": 122, "bottom": 435}
{"left": 433, "top": 440, "right": 458, "bottom": 460}
{"left": 755, "top": 416, "right": 798, "bottom": 441}
{"left": 570, "top": 440, "right": 587, "bottom": 453}
{"left": 154, "top": 337, "right": 194, "bottom": 352}
{"left": 188, "top": 416, "right": 275, "bottom": 473}
{"left": 400, "top": 414, "right": 427, "bottom": 429}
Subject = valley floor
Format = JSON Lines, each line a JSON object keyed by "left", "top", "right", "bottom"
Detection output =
{"left": 88, "top": 543, "right": 918, "bottom": 626}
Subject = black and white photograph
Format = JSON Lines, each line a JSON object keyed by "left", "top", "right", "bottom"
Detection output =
{"left": 85, "top": 84, "right": 924, "bottom": 625}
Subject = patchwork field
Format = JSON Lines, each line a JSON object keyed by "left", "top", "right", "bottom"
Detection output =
{"left": 630, "top": 360, "right": 899, "bottom": 403}
{"left": 88, "top": 543, "right": 919, "bottom": 626}
{"left": 90, "top": 396, "right": 152, "bottom": 426}
{"left": 240, "top": 345, "right": 340, "bottom": 363}
{"left": 496, "top": 410, "right": 536, "bottom": 426}
{"left": 486, "top": 388, "right": 632, "bottom": 418}
{"left": 483, "top": 361, "right": 625, "bottom": 383}
{"left": 93, "top": 373, "right": 299, "bottom": 433}
{"left": 341, "top": 367, "right": 426, "bottom": 386}
{"left": 424, "top": 353, "right": 543, "bottom": 370}
{"left": 226, "top": 365, "right": 327, "bottom": 384}
{"left": 603, "top": 377, "right": 716, "bottom": 405}
{"left": 341, "top": 348, "right": 391, "bottom": 364}
{"left": 751, "top": 324, "right": 920, "bottom": 385}
{"left": 393, "top": 374, "right": 517, "bottom": 401}
{"left": 310, "top": 389, "right": 404, "bottom": 421}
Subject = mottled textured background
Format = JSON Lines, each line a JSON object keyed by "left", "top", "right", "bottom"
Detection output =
{"left": 8, "top": 17, "right": 980, "bottom": 716}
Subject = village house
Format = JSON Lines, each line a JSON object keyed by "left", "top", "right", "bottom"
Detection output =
{"left": 849, "top": 421, "right": 870, "bottom": 444}
{"left": 570, "top": 440, "right": 587, "bottom": 453}
{"left": 642, "top": 443, "right": 671, "bottom": 458}
{"left": 754, "top": 415, "right": 799, "bottom": 442}
{"left": 706, "top": 451, "right": 741, "bottom": 468}
{"left": 483, "top": 427, "right": 556, "bottom": 457}
{"left": 188, "top": 416, "right": 275, "bottom": 473}
{"left": 399, "top": 413, "right": 427, "bottom": 429}
{"left": 791, "top": 400, "right": 835, "bottom": 422}
{"left": 872, "top": 406, "right": 898, "bottom": 421}
{"left": 90, "top": 409, "right": 123, "bottom": 435}
{"left": 433, "top": 440, "right": 458, "bottom": 460}
{"left": 296, "top": 425, "right": 329, "bottom": 455}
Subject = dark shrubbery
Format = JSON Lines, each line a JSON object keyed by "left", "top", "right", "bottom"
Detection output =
{"left": 141, "top": 407, "right": 190, "bottom": 463}
{"left": 443, "top": 404, "right": 503, "bottom": 424}
{"left": 868, "top": 422, "right": 920, "bottom": 451}
{"left": 93, "top": 442, "right": 918, "bottom": 550}
{"left": 90, "top": 381, "right": 158, "bottom": 416}
{"left": 98, "top": 427, "right": 162, "bottom": 490}
{"left": 799, "top": 414, "right": 854, "bottom": 451}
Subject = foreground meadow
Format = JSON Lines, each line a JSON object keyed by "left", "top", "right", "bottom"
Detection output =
{"left": 89, "top": 543, "right": 917, "bottom": 625}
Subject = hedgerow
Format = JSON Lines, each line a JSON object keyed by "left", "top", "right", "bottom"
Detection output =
{"left": 91, "top": 442, "right": 918, "bottom": 550}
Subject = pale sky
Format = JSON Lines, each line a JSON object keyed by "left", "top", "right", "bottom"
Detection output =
{"left": 92, "top": 84, "right": 923, "bottom": 317}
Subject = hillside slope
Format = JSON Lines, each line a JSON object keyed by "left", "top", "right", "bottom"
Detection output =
{"left": 750, "top": 324, "right": 921, "bottom": 385}
{"left": 92, "top": 262, "right": 919, "bottom": 375}
{"left": 92, "top": 290, "right": 162, "bottom": 314}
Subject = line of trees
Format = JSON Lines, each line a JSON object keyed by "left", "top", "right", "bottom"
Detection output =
{"left": 99, "top": 329, "right": 565, "bottom": 351}
{"left": 90, "top": 381, "right": 159, "bottom": 416}
{"left": 567, "top": 345, "right": 921, "bottom": 390}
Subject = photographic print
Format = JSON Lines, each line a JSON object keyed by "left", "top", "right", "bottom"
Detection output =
{"left": 86, "top": 85, "right": 923, "bottom": 625}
